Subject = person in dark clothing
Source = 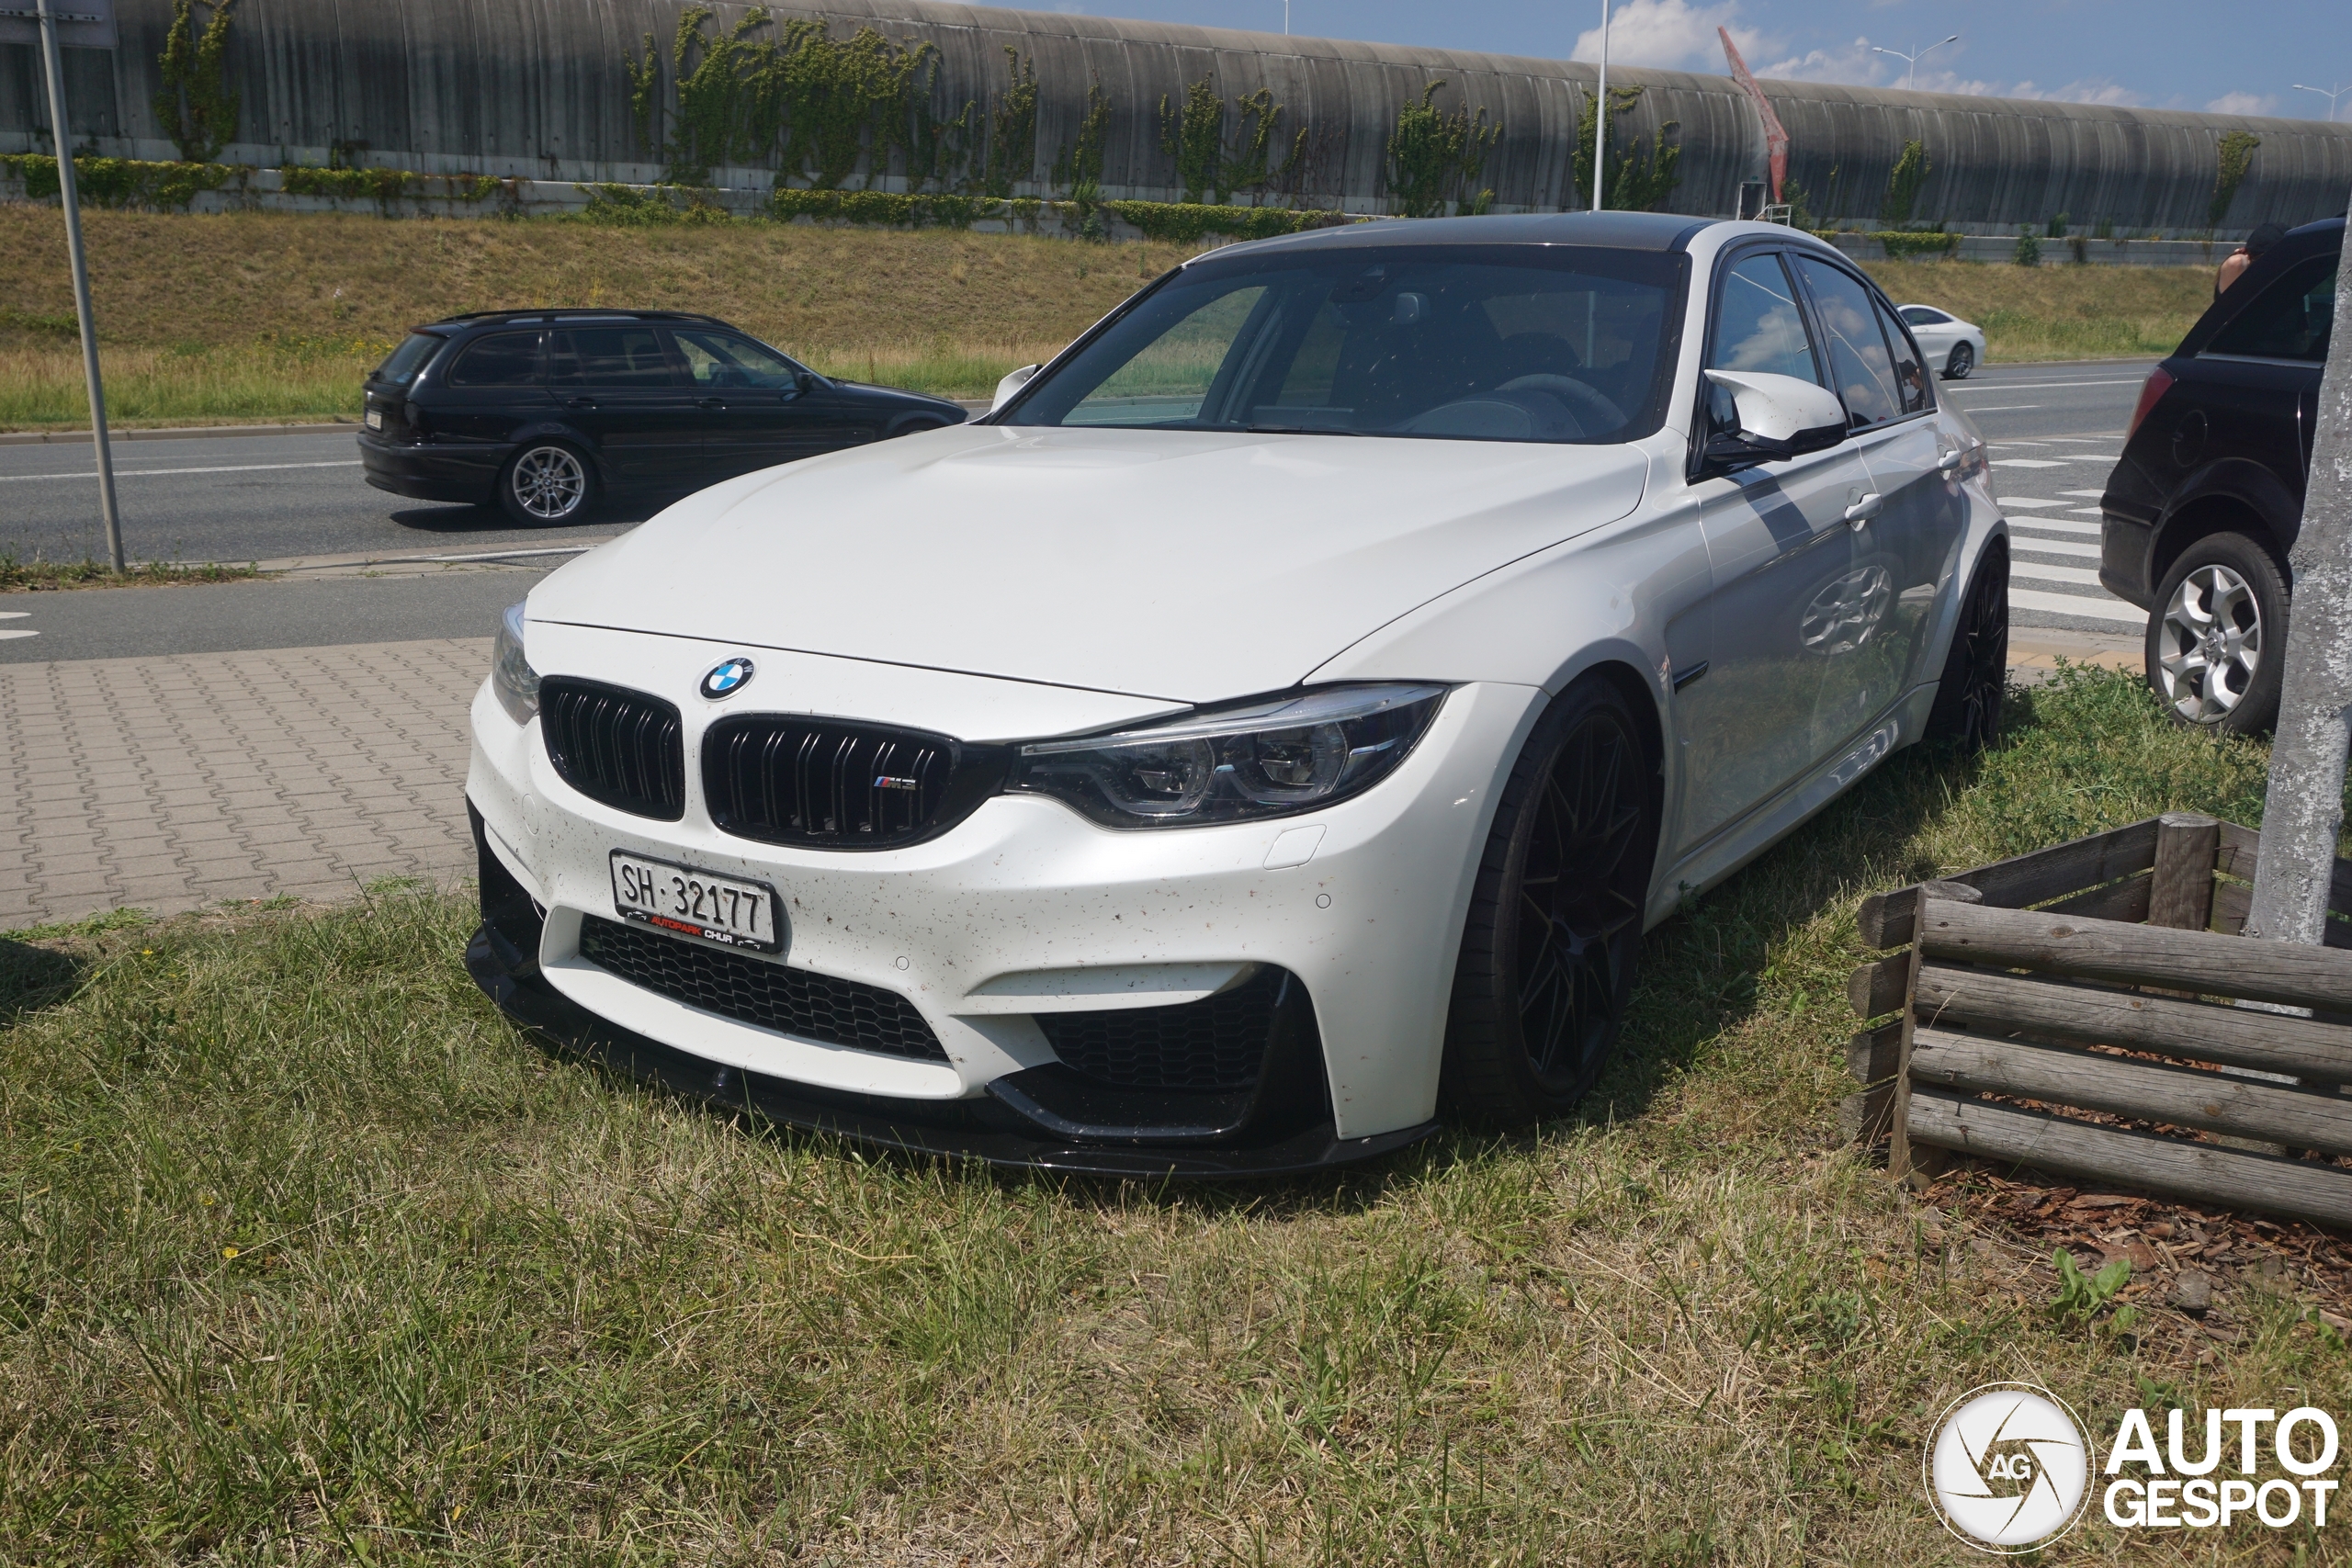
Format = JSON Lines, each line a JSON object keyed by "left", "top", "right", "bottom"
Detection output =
{"left": 2217, "top": 222, "right": 2290, "bottom": 297}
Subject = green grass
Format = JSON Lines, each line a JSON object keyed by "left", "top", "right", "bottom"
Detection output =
{"left": 0, "top": 547, "right": 266, "bottom": 591}
{"left": 5, "top": 669, "right": 2348, "bottom": 1562}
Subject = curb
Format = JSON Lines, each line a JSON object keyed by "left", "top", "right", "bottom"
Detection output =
{"left": 0, "top": 422, "right": 358, "bottom": 446}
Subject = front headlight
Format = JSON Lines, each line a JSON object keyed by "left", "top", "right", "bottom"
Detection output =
{"left": 492, "top": 602, "right": 540, "bottom": 726}
{"left": 1008, "top": 683, "right": 1446, "bottom": 829}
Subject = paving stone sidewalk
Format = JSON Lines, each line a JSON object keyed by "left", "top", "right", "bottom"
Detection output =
{"left": 3, "top": 638, "right": 490, "bottom": 930}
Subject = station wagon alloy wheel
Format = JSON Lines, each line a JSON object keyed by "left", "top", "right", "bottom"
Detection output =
{"left": 2155, "top": 562, "right": 2263, "bottom": 725}
{"left": 508, "top": 445, "right": 588, "bottom": 522}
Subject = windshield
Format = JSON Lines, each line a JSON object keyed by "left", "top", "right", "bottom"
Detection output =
{"left": 373, "top": 331, "right": 447, "bottom": 387}
{"left": 1005, "top": 243, "right": 1685, "bottom": 445}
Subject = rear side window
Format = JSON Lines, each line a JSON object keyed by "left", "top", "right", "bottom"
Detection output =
{"left": 549, "top": 327, "right": 679, "bottom": 388}
{"left": 1873, "top": 298, "right": 1933, "bottom": 414}
{"left": 373, "top": 332, "right": 446, "bottom": 387}
{"left": 1793, "top": 255, "right": 1902, "bottom": 430}
{"left": 446, "top": 331, "right": 544, "bottom": 388}
{"left": 1899, "top": 306, "right": 1951, "bottom": 327}
{"left": 2207, "top": 256, "right": 2337, "bottom": 363}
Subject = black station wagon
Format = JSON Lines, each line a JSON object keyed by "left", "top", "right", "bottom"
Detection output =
{"left": 357, "top": 310, "right": 966, "bottom": 525}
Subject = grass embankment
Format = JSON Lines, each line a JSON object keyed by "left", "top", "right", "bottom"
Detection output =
{"left": 0, "top": 209, "right": 1192, "bottom": 428}
{"left": 6, "top": 667, "right": 2348, "bottom": 1561}
{"left": 1859, "top": 258, "right": 2215, "bottom": 362}
{"left": 2, "top": 207, "right": 2214, "bottom": 430}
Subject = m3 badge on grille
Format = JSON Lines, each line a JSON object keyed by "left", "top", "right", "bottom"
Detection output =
{"left": 700, "top": 657, "right": 756, "bottom": 700}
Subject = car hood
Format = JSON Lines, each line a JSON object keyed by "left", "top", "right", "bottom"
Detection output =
{"left": 532, "top": 424, "right": 1648, "bottom": 703}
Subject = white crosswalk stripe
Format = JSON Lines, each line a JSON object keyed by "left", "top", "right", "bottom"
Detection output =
{"left": 2011, "top": 536, "right": 2101, "bottom": 558}
{"left": 2011, "top": 587, "right": 2142, "bottom": 627}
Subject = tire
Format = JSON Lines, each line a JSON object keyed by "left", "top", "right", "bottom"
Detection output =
{"left": 1942, "top": 342, "right": 1975, "bottom": 379}
{"left": 1923, "top": 540, "right": 2009, "bottom": 751}
{"left": 2144, "top": 531, "right": 2288, "bottom": 735}
{"left": 1441, "top": 677, "right": 1659, "bottom": 1127}
{"left": 499, "top": 442, "right": 596, "bottom": 526}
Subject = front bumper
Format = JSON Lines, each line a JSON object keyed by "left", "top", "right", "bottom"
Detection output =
{"left": 466, "top": 626, "right": 1544, "bottom": 1165}
{"left": 358, "top": 431, "right": 505, "bottom": 503}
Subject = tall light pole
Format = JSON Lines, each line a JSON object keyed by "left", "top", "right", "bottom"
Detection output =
{"left": 1871, "top": 34, "right": 1960, "bottom": 94}
{"left": 28, "top": 0, "right": 125, "bottom": 572}
{"left": 1591, "top": 0, "right": 1609, "bottom": 211}
{"left": 2293, "top": 83, "right": 2348, "bottom": 122}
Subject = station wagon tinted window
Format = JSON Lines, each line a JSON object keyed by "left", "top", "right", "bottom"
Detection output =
{"left": 549, "top": 327, "right": 678, "bottom": 388}
{"left": 446, "top": 331, "right": 545, "bottom": 388}
{"left": 2207, "top": 256, "right": 2337, "bottom": 363}
{"left": 1007, "top": 244, "right": 1686, "bottom": 445}
{"left": 373, "top": 331, "right": 446, "bottom": 387}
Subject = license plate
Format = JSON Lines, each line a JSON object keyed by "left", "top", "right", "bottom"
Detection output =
{"left": 365, "top": 408, "right": 383, "bottom": 430}
{"left": 609, "top": 852, "right": 783, "bottom": 953}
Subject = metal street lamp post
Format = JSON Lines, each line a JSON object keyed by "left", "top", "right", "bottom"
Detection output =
{"left": 1871, "top": 34, "right": 1961, "bottom": 95}
{"left": 1591, "top": 0, "right": 1608, "bottom": 211}
{"left": 2292, "top": 83, "right": 2347, "bottom": 122}
{"left": 22, "top": 0, "right": 125, "bottom": 571}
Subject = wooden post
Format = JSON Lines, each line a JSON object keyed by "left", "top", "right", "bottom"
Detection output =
{"left": 1889, "top": 880, "right": 1980, "bottom": 1186}
{"left": 2148, "top": 813, "right": 2220, "bottom": 932}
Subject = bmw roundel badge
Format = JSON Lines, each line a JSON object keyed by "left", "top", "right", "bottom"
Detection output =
{"left": 700, "top": 657, "right": 756, "bottom": 700}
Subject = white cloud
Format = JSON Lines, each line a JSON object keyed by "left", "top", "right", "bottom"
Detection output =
{"left": 2205, "top": 91, "right": 2278, "bottom": 117}
{"left": 1758, "top": 37, "right": 1885, "bottom": 86}
{"left": 2007, "top": 77, "right": 2143, "bottom": 107}
{"left": 1572, "top": 0, "right": 1767, "bottom": 73}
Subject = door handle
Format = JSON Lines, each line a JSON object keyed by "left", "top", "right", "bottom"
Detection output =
{"left": 564, "top": 397, "right": 596, "bottom": 410}
{"left": 1844, "top": 492, "right": 1883, "bottom": 527}
{"left": 696, "top": 397, "right": 725, "bottom": 410}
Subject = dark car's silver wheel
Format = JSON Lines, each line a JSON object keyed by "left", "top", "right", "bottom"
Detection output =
{"left": 1943, "top": 342, "right": 1975, "bottom": 379}
{"left": 2146, "top": 533, "right": 2287, "bottom": 734}
{"left": 502, "top": 444, "right": 593, "bottom": 525}
{"left": 1442, "top": 677, "right": 1657, "bottom": 1127}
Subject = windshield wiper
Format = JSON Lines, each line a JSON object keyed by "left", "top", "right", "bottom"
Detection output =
{"left": 1239, "top": 423, "right": 1365, "bottom": 436}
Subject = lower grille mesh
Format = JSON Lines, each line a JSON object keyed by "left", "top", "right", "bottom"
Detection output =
{"left": 1035, "top": 968, "right": 1287, "bottom": 1091}
{"left": 577, "top": 916, "right": 946, "bottom": 1062}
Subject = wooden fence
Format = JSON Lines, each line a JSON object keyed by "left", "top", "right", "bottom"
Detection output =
{"left": 1844, "top": 813, "right": 2352, "bottom": 1228}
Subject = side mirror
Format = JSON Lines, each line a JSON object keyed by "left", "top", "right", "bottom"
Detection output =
{"left": 990, "top": 363, "right": 1042, "bottom": 414}
{"left": 1702, "top": 369, "right": 1849, "bottom": 467}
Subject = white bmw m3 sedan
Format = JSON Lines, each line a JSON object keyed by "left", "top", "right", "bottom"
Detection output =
{"left": 464, "top": 212, "right": 2010, "bottom": 1176}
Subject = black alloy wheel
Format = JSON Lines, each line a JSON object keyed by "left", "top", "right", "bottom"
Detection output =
{"left": 1943, "top": 342, "right": 1975, "bottom": 380}
{"left": 1923, "top": 540, "right": 2009, "bottom": 751}
{"left": 500, "top": 443, "right": 595, "bottom": 526}
{"left": 1442, "top": 678, "right": 1657, "bottom": 1126}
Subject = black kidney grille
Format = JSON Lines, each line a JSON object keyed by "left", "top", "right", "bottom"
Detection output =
{"left": 1035, "top": 967, "right": 1289, "bottom": 1091}
{"left": 541, "top": 678, "right": 685, "bottom": 820}
{"left": 704, "top": 715, "right": 976, "bottom": 848}
{"left": 577, "top": 916, "right": 947, "bottom": 1062}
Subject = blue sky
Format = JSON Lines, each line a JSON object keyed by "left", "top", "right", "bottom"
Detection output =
{"left": 1047, "top": 0, "right": 2350, "bottom": 121}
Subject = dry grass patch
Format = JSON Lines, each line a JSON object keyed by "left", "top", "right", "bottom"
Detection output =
{"left": 1860, "top": 259, "right": 2214, "bottom": 362}
{"left": 4, "top": 670, "right": 2350, "bottom": 1563}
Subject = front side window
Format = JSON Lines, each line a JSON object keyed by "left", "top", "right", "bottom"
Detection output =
{"left": 446, "top": 331, "right": 544, "bottom": 388}
{"left": 673, "top": 329, "right": 805, "bottom": 389}
{"left": 1793, "top": 256, "right": 1902, "bottom": 431}
{"left": 1005, "top": 244, "right": 1685, "bottom": 446}
{"left": 548, "top": 327, "right": 678, "bottom": 389}
{"left": 2207, "top": 256, "right": 2337, "bottom": 363}
{"left": 373, "top": 331, "right": 447, "bottom": 387}
{"left": 1873, "top": 298, "right": 1933, "bottom": 414}
{"left": 1702, "top": 252, "right": 1821, "bottom": 443}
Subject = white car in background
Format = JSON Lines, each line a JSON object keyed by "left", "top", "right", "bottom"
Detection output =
{"left": 465, "top": 213, "right": 2007, "bottom": 1177}
{"left": 1896, "top": 304, "right": 1987, "bottom": 379}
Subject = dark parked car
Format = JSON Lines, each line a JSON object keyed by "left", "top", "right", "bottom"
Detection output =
{"left": 2099, "top": 217, "right": 2340, "bottom": 734}
{"left": 357, "top": 310, "right": 966, "bottom": 526}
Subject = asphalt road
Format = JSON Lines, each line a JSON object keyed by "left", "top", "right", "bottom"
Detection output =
{"left": 0, "top": 359, "right": 2157, "bottom": 662}
{"left": 0, "top": 429, "right": 642, "bottom": 567}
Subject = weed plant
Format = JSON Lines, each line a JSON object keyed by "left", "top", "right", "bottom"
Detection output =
{"left": 5, "top": 668, "right": 2348, "bottom": 1560}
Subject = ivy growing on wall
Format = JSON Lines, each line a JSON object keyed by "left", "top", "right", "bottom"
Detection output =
{"left": 1156, "top": 76, "right": 1290, "bottom": 206}
{"left": 153, "top": 0, "right": 239, "bottom": 164}
{"left": 981, "top": 49, "right": 1038, "bottom": 197}
{"left": 1568, "top": 85, "right": 1680, "bottom": 212}
{"left": 1386, "top": 81, "right": 1496, "bottom": 219}
{"left": 1881, "top": 139, "right": 1929, "bottom": 227}
{"left": 2209, "top": 130, "right": 2259, "bottom": 229}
